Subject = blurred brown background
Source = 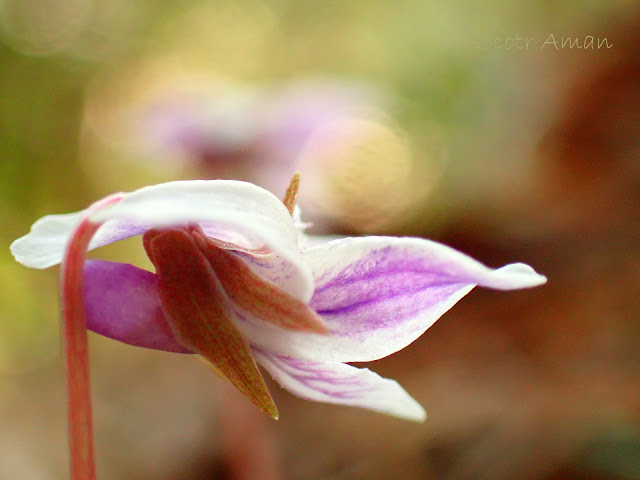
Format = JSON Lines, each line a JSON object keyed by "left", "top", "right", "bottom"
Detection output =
{"left": 1, "top": 1, "right": 639, "bottom": 479}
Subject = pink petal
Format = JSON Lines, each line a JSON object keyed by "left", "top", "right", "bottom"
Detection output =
{"left": 84, "top": 260, "right": 190, "bottom": 353}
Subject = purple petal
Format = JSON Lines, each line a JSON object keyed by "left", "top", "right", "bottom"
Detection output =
{"left": 239, "top": 236, "right": 546, "bottom": 363}
{"left": 253, "top": 348, "right": 425, "bottom": 421}
{"left": 84, "top": 260, "right": 190, "bottom": 353}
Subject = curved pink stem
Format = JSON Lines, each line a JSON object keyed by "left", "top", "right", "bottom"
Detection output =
{"left": 59, "top": 194, "right": 124, "bottom": 480}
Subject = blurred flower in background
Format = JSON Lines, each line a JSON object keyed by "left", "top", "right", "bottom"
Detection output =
{"left": 129, "top": 78, "right": 385, "bottom": 189}
{"left": 84, "top": 73, "right": 438, "bottom": 233}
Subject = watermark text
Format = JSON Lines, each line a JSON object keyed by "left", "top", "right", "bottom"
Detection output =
{"left": 474, "top": 34, "right": 612, "bottom": 51}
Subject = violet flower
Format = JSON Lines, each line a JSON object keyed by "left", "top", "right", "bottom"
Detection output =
{"left": 11, "top": 179, "right": 546, "bottom": 422}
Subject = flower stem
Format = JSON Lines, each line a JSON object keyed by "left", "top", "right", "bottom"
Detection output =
{"left": 59, "top": 194, "right": 124, "bottom": 480}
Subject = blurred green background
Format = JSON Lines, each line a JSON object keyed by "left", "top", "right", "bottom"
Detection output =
{"left": 2, "top": 0, "right": 639, "bottom": 479}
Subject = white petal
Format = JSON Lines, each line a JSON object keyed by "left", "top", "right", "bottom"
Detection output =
{"left": 253, "top": 349, "right": 426, "bottom": 421}
{"left": 240, "top": 236, "right": 546, "bottom": 362}
{"left": 11, "top": 210, "right": 85, "bottom": 270}
{"left": 10, "top": 180, "right": 313, "bottom": 300}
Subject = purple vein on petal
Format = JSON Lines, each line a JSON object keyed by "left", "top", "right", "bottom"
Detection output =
{"left": 311, "top": 246, "right": 465, "bottom": 305}
{"left": 309, "top": 245, "right": 472, "bottom": 334}
{"left": 261, "top": 354, "right": 378, "bottom": 399}
{"left": 253, "top": 349, "right": 426, "bottom": 421}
